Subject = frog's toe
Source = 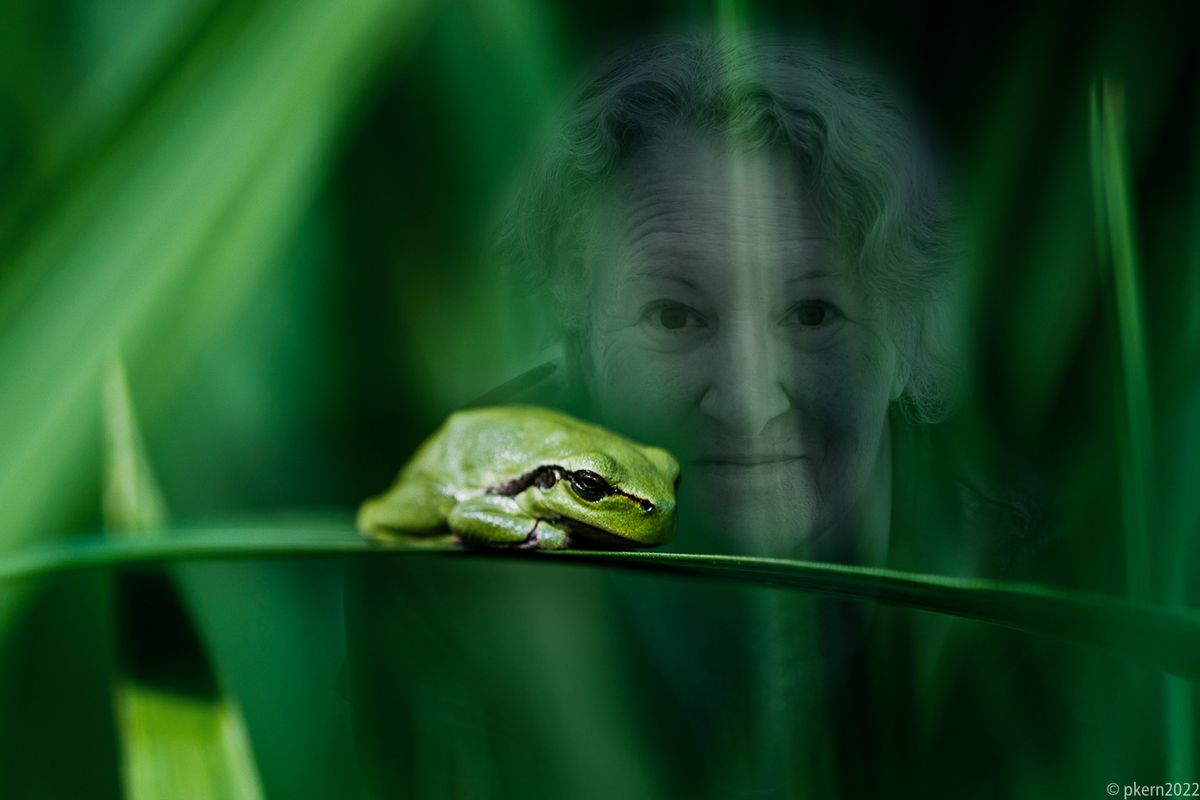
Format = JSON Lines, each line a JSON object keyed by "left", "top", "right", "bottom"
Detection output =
{"left": 526, "top": 519, "right": 568, "bottom": 550}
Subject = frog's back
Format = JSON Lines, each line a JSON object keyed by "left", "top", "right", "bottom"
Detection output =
{"left": 404, "top": 405, "right": 600, "bottom": 490}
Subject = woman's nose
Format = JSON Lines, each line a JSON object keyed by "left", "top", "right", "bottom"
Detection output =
{"left": 698, "top": 320, "right": 792, "bottom": 436}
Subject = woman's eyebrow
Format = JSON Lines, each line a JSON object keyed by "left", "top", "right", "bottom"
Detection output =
{"left": 627, "top": 270, "right": 701, "bottom": 289}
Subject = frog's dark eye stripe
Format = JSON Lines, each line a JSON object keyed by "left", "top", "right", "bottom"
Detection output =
{"left": 487, "top": 465, "right": 565, "bottom": 496}
{"left": 622, "top": 493, "right": 655, "bottom": 513}
{"left": 569, "top": 470, "right": 657, "bottom": 512}
{"left": 487, "top": 465, "right": 655, "bottom": 514}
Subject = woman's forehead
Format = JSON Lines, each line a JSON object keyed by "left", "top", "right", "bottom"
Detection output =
{"left": 593, "top": 131, "right": 842, "bottom": 287}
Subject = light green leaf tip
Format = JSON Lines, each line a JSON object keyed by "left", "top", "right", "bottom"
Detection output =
{"left": 104, "top": 355, "right": 264, "bottom": 800}
{"left": 103, "top": 356, "right": 168, "bottom": 535}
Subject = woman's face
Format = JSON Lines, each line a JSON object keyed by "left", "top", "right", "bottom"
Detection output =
{"left": 581, "top": 128, "right": 901, "bottom": 556}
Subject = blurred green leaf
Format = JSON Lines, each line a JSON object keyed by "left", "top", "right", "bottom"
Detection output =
{"left": 103, "top": 356, "right": 263, "bottom": 799}
{"left": 1089, "top": 78, "right": 1155, "bottom": 603}
{"left": 113, "top": 573, "right": 265, "bottom": 800}
{"left": 0, "top": 0, "right": 427, "bottom": 628}
{"left": 1090, "top": 76, "right": 1195, "bottom": 779}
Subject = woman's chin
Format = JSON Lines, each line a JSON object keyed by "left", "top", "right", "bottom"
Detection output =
{"left": 680, "top": 483, "right": 827, "bottom": 556}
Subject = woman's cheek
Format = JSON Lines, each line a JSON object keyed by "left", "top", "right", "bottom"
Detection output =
{"left": 805, "top": 338, "right": 896, "bottom": 484}
{"left": 588, "top": 331, "right": 703, "bottom": 436}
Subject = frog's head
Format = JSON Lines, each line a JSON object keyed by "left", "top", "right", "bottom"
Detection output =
{"left": 532, "top": 445, "right": 679, "bottom": 548}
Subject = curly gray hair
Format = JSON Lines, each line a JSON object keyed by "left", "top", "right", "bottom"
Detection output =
{"left": 498, "top": 32, "right": 960, "bottom": 422}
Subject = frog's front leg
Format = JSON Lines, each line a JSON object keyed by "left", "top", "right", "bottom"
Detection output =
{"left": 358, "top": 478, "right": 454, "bottom": 541}
{"left": 446, "top": 495, "right": 569, "bottom": 550}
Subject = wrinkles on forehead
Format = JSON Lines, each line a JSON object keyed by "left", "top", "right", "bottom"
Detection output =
{"left": 589, "top": 128, "right": 847, "bottom": 304}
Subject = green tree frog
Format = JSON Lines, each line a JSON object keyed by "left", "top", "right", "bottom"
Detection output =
{"left": 357, "top": 405, "right": 680, "bottom": 550}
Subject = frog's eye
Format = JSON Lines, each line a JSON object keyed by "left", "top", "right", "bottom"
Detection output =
{"left": 568, "top": 470, "right": 610, "bottom": 502}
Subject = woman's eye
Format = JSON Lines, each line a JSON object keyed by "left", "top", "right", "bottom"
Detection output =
{"left": 658, "top": 306, "right": 689, "bottom": 329}
{"left": 784, "top": 300, "right": 840, "bottom": 327}
{"left": 642, "top": 302, "right": 708, "bottom": 331}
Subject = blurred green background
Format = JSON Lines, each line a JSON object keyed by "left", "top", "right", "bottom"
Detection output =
{"left": 1, "top": 0, "right": 1198, "bottom": 797}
